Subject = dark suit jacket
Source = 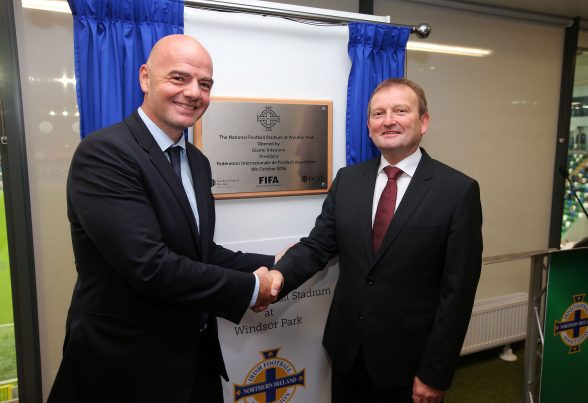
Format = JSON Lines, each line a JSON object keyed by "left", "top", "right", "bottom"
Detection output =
{"left": 275, "top": 149, "right": 482, "bottom": 390}
{"left": 48, "top": 111, "right": 274, "bottom": 403}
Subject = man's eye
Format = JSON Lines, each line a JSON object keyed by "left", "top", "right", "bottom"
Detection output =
{"left": 172, "top": 76, "right": 184, "bottom": 82}
{"left": 200, "top": 82, "right": 212, "bottom": 90}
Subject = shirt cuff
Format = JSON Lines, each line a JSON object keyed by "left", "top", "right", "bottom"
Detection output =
{"left": 248, "top": 273, "right": 260, "bottom": 308}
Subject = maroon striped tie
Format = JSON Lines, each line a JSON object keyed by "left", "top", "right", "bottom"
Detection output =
{"left": 372, "top": 166, "right": 403, "bottom": 253}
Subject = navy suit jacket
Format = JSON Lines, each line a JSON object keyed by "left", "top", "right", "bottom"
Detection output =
{"left": 48, "top": 111, "right": 274, "bottom": 403}
{"left": 275, "top": 149, "right": 483, "bottom": 390}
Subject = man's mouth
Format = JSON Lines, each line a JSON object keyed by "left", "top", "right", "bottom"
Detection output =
{"left": 174, "top": 101, "right": 197, "bottom": 110}
{"left": 383, "top": 129, "right": 402, "bottom": 135}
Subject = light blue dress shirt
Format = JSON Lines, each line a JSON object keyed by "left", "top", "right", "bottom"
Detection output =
{"left": 138, "top": 108, "right": 200, "bottom": 230}
{"left": 137, "top": 108, "right": 260, "bottom": 308}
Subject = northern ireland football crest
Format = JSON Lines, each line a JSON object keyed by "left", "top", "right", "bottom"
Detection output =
{"left": 234, "top": 348, "right": 305, "bottom": 403}
{"left": 256, "top": 106, "right": 280, "bottom": 131}
{"left": 554, "top": 294, "right": 588, "bottom": 354}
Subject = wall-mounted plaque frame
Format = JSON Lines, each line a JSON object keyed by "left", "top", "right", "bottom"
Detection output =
{"left": 195, "top": 97, "right": 332, "bottom": 199}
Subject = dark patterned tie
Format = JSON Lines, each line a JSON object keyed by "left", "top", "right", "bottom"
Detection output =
{"left": 167, "top": 145, "right": 207, "bottom": 329}
{"left": 372, "top": 166, "right": 403, "bottom": 253}
{"left": 167, "top": 146, "right": 182, "bottom": 179}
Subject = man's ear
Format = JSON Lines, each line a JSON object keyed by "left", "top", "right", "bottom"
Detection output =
{"left": 139, "top": 64, "right": 149, "bottom": 93}
{"left": 420, "top": 113, "right": 430, "bottom": 134}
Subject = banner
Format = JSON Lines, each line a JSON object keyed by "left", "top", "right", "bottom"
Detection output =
{"left": 540, "top": 248, "right": 588, "bottom": 401}
{"left": 219, "top": 258, "right": 338, "bottom": 402}
{"left": 183, "top": 6, "right": 356, "bottom": 402}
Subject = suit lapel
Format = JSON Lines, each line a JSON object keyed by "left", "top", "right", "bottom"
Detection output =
{"left": 124, "top": 112, "right": 201, "bottom": 252}
{"left": 358, "top": 159, "right": 380, "bottom": 265}
{"left": 373, "top": 149, "right": 433, "bottom": 266}
{"left": 186, "top": 146, "right": 210, "bottom": 258}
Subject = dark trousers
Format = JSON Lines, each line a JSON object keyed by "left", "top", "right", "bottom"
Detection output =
{"left": 331, "top": 349, "right": 413, "bottom": 403}
{"left": 189, "top": 372, "right": 223, "bottom": 403}
{"left": 189, "top": 328, "right": 224, "bottom": 403}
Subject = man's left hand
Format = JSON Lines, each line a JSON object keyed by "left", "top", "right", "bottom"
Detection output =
{"left": 412, "top": 376, "right": 444, "bottom": 403}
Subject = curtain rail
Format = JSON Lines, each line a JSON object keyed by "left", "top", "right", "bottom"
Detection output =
{"left": 184, "top": 0, "right": 431, "bottom": 38}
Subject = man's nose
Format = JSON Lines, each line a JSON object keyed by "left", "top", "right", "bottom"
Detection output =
{"left": 183, "top": 81, "right": 201, "bottom": 98}
{"left": 383, "top": 112, "right": 396, "bottom": 126}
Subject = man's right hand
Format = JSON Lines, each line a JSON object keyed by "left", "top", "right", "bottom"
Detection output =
{"left": 252, "top": 267, "right": 283, "bottom": 312}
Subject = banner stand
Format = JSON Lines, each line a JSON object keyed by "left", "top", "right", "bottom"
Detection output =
{"left": 485, "top": 247, "right": 588, "bottom": 403}
{"left": 538, "top": 247, "right": 588, "bottom": 402}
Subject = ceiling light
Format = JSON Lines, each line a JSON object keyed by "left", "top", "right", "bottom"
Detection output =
{"left": 21, "top": 0, "right": 70, "bottom": 14}
{"left": 54, "top": 73, "right": 76, "bottom": 87}
{"left": 407, "top": 41, "right": 492, "bottom": 57}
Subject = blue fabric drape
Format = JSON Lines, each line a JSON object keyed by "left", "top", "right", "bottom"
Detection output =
{"left": 345, "top": 22, "right": 410, "bottom": 165}
{"left": 68, "top": 0, "right": 184, "bottom": 138}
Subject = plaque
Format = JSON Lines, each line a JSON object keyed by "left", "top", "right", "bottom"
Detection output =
{"left": 195, "top": 97, "right": 332, "bottom": 199}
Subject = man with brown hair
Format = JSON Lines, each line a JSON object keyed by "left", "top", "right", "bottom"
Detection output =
{"left": 271, "top": 78, "right": 483, "bottom": 403}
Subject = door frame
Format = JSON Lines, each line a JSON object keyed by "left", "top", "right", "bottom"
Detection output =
{"left": 0, "top": 1, "right": 42, "bottom": 402}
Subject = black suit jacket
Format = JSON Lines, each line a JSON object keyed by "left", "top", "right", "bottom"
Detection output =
{"left": 275, "top": 149, "right": 483, "bottom": 390}
{"left": 48, "top": 111, "right": 274, "bottom": 403}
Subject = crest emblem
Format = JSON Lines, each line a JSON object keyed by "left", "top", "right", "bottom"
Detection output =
{"left": 257, "top": 106, "right": 280, "bottom": 131}
{"left": 554, "top": 294, "right": 588, "bottom": 353}
{"left": 234, "top": 348, "right": 305, "bottom": 403}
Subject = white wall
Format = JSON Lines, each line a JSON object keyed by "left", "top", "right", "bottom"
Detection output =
{"left": 373, "top": 0, "right": 563, "bottom": 298}
{"left": 271, "top": 0, "right": 357, "bottom": 13}
{"left": 13, "top": 5, "right": 78, "bottom": 400}
{"left": 268, "top": 0, "right": 564, "bottom": 297}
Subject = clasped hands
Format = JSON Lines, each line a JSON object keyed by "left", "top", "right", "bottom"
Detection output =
{"left": 252, "top": 267, "right": 284, "bottom": 312}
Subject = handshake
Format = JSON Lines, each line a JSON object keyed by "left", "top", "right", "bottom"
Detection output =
{"left": 251, "top": 267, "right": 284, "bottom": 312}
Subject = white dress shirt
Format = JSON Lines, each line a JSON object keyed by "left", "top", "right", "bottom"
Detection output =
{"left": 371, "top": 148, "right": 422, "bottom": 227}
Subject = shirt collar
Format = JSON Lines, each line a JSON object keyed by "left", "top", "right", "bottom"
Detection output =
{"left": 137, "top": 107, "right": 186, "bottom": 152}
{"left": 378, "top": 147, "right": 422, "bottom": 177}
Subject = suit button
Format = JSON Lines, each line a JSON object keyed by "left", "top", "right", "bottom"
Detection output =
{"left": 359, "top": 315, "right": 363, "bottom": 320}
{"left": 367, "top": 276, "right": 374, "bottom": 286}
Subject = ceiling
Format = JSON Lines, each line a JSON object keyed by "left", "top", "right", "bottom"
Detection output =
{"left": 412, "top": 0, "right": 588, "bottom": 21}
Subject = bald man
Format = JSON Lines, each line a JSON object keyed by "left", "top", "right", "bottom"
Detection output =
{"left": 47, "top": 35, "right": 282, "bottom": 403}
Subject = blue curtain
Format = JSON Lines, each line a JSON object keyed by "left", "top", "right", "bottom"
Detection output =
{"left": 345, "top": 22, "right": 410, "bottom": 165}
{"left": 68, "top": 0, "right": 184, "bottom": 139}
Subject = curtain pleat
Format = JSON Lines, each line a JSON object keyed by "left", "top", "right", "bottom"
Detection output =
{"left": 346, "top": 22, "right": 410, "bottom": 165}
{"left": 68, "top": 0, "right": 184, "bottom": 138}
